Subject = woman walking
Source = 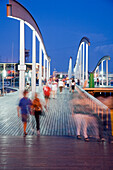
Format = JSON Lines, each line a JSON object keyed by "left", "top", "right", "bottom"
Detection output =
{"left": 58, "top": 79, "right": 63, "bottom": 93}
{"left": 71, "top": 79, "right": 75, "bottom": 93}
{"left": 32, "top": 93, "right": 42, "bottom": 135}
{"left": 43, "top": 83, "right": 51, "bottom": 110}
{"left": 52, "top": 80, "right": 58, "bottom": 99}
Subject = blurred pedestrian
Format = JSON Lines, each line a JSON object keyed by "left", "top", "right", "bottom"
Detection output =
{"left": 71, "top": 78, "right": 75, "bottom": 93}
{"left": 47, "top": 79, "right": 52, "bottom": 90}
{"left": 43, "top": 83, "right": 51, "bottom": 110}
{"left": 66, "top": 79, "right": 69, "bottom": 88}
{"left": 62, "top": 79, "right": 65, "bottom": 89}
{"left": 97, "top": 78, "right": 99, "bottom": 86}
{"left": 72, "top": 113, "right": 100, "bottom": 142}
{"left": 32, "top": 93, "right": 42, "bottom": 135}
{"left": 52, "top": 79, "right": 58, "bottom": 99}
{"left": 26, "top": 82, "right": 30, "bottom": 91}
{"left": 17, "top": 90, "right": 32, "bottom": 136}
{"left": 44, "top": 78, "right": 47, "bottom": 85}
{"left": 77, "top": 79, "right": 80, "bottom": 85}
{"left": 71, "top": 97, "right": 101, "bottom": 142}
{"left": 69, "top": 78, "right": 72, "bottom": 92}
{"left": 58, "top": 79, "right": 63, "bottom": 93}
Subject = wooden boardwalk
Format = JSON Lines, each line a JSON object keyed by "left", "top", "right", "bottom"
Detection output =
{"left": 0, "top": 88, "right": 111, "bottom": 139}
{"left": 0, "top": 136, "right": 113, "bottom": 169}
{"left": 0, "top": 88, "right": 113, "bottom": 169}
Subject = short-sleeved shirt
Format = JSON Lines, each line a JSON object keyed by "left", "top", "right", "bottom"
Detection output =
{"left": 43, "top": 86, "right": 51, "bottom": 97}
{"left": 19, "top": 97, "right": 32, "bottom": 115}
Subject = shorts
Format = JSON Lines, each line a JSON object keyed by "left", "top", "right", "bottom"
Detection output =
{"left": 67, "top": 84, "right": 69, "bottom": 87}
{"left": 44, "top": 95, "right": 49, "bottom": 99}
{"left": 72, "top": 85, "right": 75, "bottom": 90}
{"left": 21, "top": 114, "right": 29, "bottom": 122}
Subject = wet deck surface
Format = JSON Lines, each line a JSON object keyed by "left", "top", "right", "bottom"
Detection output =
{"left": 0, "top": 136, "right": 113, "bottom": 169}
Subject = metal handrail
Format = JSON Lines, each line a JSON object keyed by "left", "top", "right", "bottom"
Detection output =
{"left": 76, "top": 84, "right": 112, "bottom": 131}
{"left": 76, "top": 84, "right": 108, "bottom": 110}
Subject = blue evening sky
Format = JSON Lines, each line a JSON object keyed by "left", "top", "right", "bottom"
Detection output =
{"left": 0, "top": 0, "right": 113, "bottom": 74}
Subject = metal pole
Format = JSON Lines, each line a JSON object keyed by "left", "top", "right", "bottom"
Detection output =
{"left": 82, "top": 42, "right": 84, "bottom": 86}
{"left": 106, "top": 60, "right": 108, "bottom": 86}
{"left": 12, "top": 43, "right": 14, "bottom": 87}
{"left": 80, "top": 46, "right": 81, "bottom": 85}
{"left": 47, "top": 59, "right": 49, "bottom": 81}
{"left": 32, "top": 29, "right": 36, "bottom": 97}
{"left": 11, "top": 64, "right": 12, "bottom": 87}
{"left": 98, "top": 66, "right": 99, "bottom": 86}
{"left": 49, "top": 61, "right": 50, "bottom": 78}
{"left": 94, "top": 71, "right": 97, "bottom": 86}
{"left": 101, "top": 61, "right": 103, "bottom": 86}
{"left": 43, "top": 53, "right": 45, "bottom": 80}
{"left": 2, "top": 64, "right": 5, "bottom": 96}
{"left": 86, "top": 43, "right": 88, "bottom": 83}
{"left": 13, "top": 64, "right": 15, "bottom": 87}
{"left": 39, "top": 41, "right": 42, "bottom": 87}
{"left": 19, "top": 20, "right": 25, "bottom": 98}
{"left": 76, "top": 53, "right": 79, "bottom": 80}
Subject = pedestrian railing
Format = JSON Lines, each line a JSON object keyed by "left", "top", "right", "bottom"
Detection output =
{"left": 76, "top": 84, "right": 112, "bottom": 141}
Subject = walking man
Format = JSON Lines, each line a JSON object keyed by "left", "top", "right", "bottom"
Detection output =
{"left": 17, "top": 90, "right": 32, "bottom": 136}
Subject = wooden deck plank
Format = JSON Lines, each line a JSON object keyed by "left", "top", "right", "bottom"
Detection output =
{"left": 0, "top": 136, "right": 113, "bottom": 169}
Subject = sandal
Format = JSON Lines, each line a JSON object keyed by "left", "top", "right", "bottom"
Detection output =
{"left": 77, "top": 135, "right": 81, "bottom": 139}
{"left": 84, "top": 137, "right": 89, "bottom": 142}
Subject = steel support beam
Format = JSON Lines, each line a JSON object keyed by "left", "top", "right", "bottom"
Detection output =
{"left": 101, "top": 61, "right": 103, "bottom": 86}
{"left": 82, "top": 42, "right": 85, "bottom": 86}
{"left": 106, "top": 60, "right": 108, "bottom": 86}
{"left": 32, "top": 30, "right": 36, "bottom": 97}
{"left": 86, "top": 43, "right": 88, "bottom": 83}
{"left": 39, "top": 42, "right": 42, "bottom": 87}
{"left": 19, "top": 20, "right": 25, "bottom": 98}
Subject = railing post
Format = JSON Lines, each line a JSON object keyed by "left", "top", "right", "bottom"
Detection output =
{"left": 106, "top": 108, "right": 108, "bottom": 129}
{"left": 98, "top": 106, "right": 99, "bottom": 116}
{"left": 95, "top": 103, "right": 96, "bottom": 113}
{"left": 102, "top": 108, "right": 103, "bottom": 121}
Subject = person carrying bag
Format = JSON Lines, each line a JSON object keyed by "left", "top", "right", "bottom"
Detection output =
{"left": 32, "top": 93, "right": 42, "bottom": 135}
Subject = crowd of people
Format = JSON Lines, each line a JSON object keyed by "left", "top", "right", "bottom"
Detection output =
{"left": 17, "top": 77, "right": 102, "bottom": 142}
{"left": 17, "top": 77, "right": 76, "bottom": 137}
